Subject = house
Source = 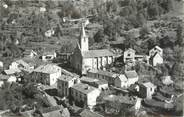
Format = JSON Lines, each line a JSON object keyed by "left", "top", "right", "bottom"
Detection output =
{"left": 87, "top": 69, "right": 118, "bottom": 85}
{"left": 149, "top": 52, "right": 163, "bottom": 66}
{"left": 149, "top": 46, "right": 163, "bottom": 57}
{"left": 4, "top": 69, "right": 21, "bottom": 75}
{"left": 114, "top": 71, "right": 139, "bottom": 88}
{"left": 114, "top": 74, "right": 127, "bottom": 88}
{"left": 57, "top": 75, "right": 78, "bottom": 97}
{"left": 103, "top": 95, "right": 135, "bottom": 114}
{"left": 9, "top": 59, "right": 34, "bottom": 72}
{"left": 23, "top": 49, "right": 37, "bottom": 58}
{"left": 0, "top": 74, "right": 17, "bottom": 86}
{"left": 80, "top": 76, "right": 108, "bottom": 90}
{"left": 79, "top": 109, "right": 104, "bottom": 117}
{"left": 162, "top": 76, "right": 174, "bottom": 86}
{"left": 124, "top": 70, "right": 139, "bottom": 86}
{"left": 70, "top": 24, "right": 118, "bottom": 74}
{"left": 0, "top": 61, "right": 3, "bottom": 68}
{"left": 33, "top": 64, "right": 61, "bottom": 85}
{"left": 38, "top": 105, "right": 64, "bottom": 117}
{"left": 70, "top": 83, "right": 101, "bottom": 110}
{"left": 123, "top": 48, "right": 136, "bottom": 64}
{"left": 41, "top": 50, "right": 57, "bottom": 61}
{"left": 139, "top": 82, "right": 157, "bottom": 99}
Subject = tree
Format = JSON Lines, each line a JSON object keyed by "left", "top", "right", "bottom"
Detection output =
{"left": 94, "top": 29, "right": 105, "bottom": 43}
{"left": 176, "top": 24, "right": 184, "bottom": 46}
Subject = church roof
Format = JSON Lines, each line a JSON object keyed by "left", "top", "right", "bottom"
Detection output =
{"left": 82, "top": 49, "right": 115, "bottom": 58}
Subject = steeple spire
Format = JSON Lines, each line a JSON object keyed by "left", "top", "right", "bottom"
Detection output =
{"left": 79, "top": 23, "right": 88, "bottom": 52}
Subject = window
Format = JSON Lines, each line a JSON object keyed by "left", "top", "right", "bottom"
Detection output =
{"left": 128, "top": 54, "right": 131, "bottom": 56}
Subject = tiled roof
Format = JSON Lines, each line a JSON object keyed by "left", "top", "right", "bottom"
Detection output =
{"left": 125, "top": 70, "right": 138, "bottom": 79}
{"left": 71, "top": 83, "right": 99, "bottom": 94}
{"left": 79, "top": 109, "right": 104, "bottom": 117}
{"left": 34, "top": 64, "right": 61, "bottom": 74}
{"left": 82, "top": 49, "right": 115, "bottom": 58}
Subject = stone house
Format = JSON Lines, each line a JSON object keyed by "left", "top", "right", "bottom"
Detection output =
{"left": 57, "top": 75, "right": 78, "bottom": 97}
{"left": 32, "top": 64, "right": 61, "bottom": 85}
{"left": 139, "top": 82, "right": 157, "bottom": 99}
{"left": 70, "top": 83, "right": 101, "bottom": 110}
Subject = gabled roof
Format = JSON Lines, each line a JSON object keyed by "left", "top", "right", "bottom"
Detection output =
{"left": 125, "top": 70, "right": 138, "bottom": 79}
{"left": 149, "top": 52, "right": 162, "bottom": 60}
{"left": 79, "top": 109, "right": 104, "bottom": 117}
{"left": 82, "top": 49, "right": 115, "bottom": 58}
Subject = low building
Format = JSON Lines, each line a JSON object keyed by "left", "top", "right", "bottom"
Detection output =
{"left": 162, "top": 76, "right": 174, "bottom": 86}
{"left": 114, "top": 71, "right": 139, "bottom": 88}
{"left": 23, "top": 49, "right": 37, "bottom": 58}
{"left": 123, "top": 48, "right": 136, "bottom": 64}
{"left": 149, "top": 46, "right": 163, "bottom": 57}
{"left": 124, "top": 70, "right": 139, "bottom": 86}
{"left": 139, "top": 82, "right": 157, "bottom": 99}
{"left": 57, "top": 75, "right": 78, "bottom": 97}
{"left": 9, "top": 59, "right": 34, "bottom": 72}
{"left": 103, "top": 95, "right": 135, "bottom": 114}
{"left": 33, "top": 64, "right": 61, "bottom": 85}
{"left": 41, "top": 50, "right": 57, "bottom": 61}
{"left": 4, "top": 69, "right": 21, "bottom": 75}
{"left": 149, "top": 52, "right": 163, "bottom": 66}
{"left": 38, "top": 105, "right": 65, "bottom": 117}
{"left": 70, "top": 83, "right": 101, "bottom": 110}
{"left": 80, "top": 76, "right": 108, "bottom": 90}
{"left": 87, "top": 69, "right": 118, "bottom": 85}
{"left": 114, "top": 74, "right": 128, "bottom": 88}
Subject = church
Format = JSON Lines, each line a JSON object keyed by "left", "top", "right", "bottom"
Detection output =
{"left": 71, "top": 24, "right": 117, "bottom": 74}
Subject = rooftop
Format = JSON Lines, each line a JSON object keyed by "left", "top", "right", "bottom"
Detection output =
{"left": 4, "top": 68, "right": 21, "bottom": 75}
{"left": 34, "top": 64, "right": 61, "bottom": 74}
{"left": 82, "top": 49, "right": 115, "bottom": 58}
{"left": 80, "top": 76, "right": 108, "bottom": 85}
{"left": 58, "top": 75, "right": 76, "bottom": 82}
{"left": 117, "top": 74, "right": 127, "bottom": 82}
{"left": 71, "top": 83, "right": 99, "bottom": 94}
{"left": 42, "top": 50, "right": 56, "bottom": 56}
{"left": 103, "top": 95, "right": 135, "bottom": 105}
{"left": 39, "top": 105, "right": 63, "bottom": 114}
{"left": 88, "top": 69, "right": 118, "bottom": 78}
{"left": 80, "top": 76, "right": 99, "bottom": 83}
{"left": 125, "top": 70, "right": 138, "bottom": 79}
{"left": 0, "top": 74, "right": 9, "bottom": 80}
{"left": 79, "top": 109, "right": 104, "bottom": 117}
{"left": 142, "top": 82, "right": 156, "bottom": 88}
